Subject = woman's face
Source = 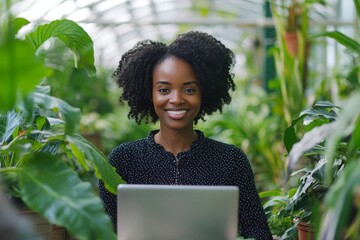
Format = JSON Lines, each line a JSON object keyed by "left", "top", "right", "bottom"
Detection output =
{"left": 152, "top": 57, "right": 201, "bottom": 131}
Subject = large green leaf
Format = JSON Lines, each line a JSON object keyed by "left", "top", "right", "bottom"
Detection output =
{"left": 318, "top": 161, "right": 360, "bottom": 240}
{"left": 25, "top": 19, "right": 96, "bottom": 76}
{"left": 325, "top": 91, "right": 360, "bottom": 183}
{"left": 346, "top": 116, "right": 360, "bottom": 158}
{"left": 284, "top": 115, "right": 304, "bottom": 153}
{"left": 67, "top": 134, "right": 125, "bottom": 194}
{"left": 0, "top": 39, "right": 44, "bottom": 112}
{"left": 259, "top": 189, "right": 283, "bottom": 199}
{"left": 300, "top": 102, "right": 339, "bottom": 126}
{"left": 12, "top": 17, "right": 30, "bottom": 34}
{"left": 0, "top": 111, "right": 19, "bottom": 145}
{"left": 354, "top": 0, "right": 360, "bottom": 19}
{"left": 19, "top": 152, "right": 116, "bottom": 240}
{"left": 32, "top": 92, "right": 81, "bottom": 134}
{"left": 282, "top": 158, "right": 327, "bottom": 217}
{"left": 284, "top": 101, "right": 339, "bottom": 153}
{"left": 315, "top": 31, "right": 360, "bottom": 54}
{"left": 287, "top": 122, "right": 335, "bottom": 175}
{"left": 312, "top": 101, "right": 339, "bottom": 109}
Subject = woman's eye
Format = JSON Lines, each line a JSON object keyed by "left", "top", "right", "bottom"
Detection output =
{"left": 158, "top": 88, "right": 169, "bottom": 93}
{"left": 184, "top": 88, "right": 196, "bottom": 94}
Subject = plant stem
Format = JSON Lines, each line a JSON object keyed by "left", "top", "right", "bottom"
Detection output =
{"left": 0, "top": 167, "right": 21, "bottom": 174}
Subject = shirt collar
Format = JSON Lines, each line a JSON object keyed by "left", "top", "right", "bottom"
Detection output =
{"left": 147, "top": 129, "right": 205, "bottom": 151}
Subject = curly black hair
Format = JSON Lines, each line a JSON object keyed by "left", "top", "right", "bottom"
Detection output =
{"left": 113, "top": 31, "right": 236, "bottom": 125}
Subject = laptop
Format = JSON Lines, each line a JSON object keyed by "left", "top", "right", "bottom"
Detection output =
{"left": 117, "top": 184, "right": 239, "bottom": 240}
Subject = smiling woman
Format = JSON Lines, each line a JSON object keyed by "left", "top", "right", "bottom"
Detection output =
{"left": 99, "top": 31, "right": 272, "bottom": 240}
{"left": 152, "top": 57, "right": 201, "bottom": 136}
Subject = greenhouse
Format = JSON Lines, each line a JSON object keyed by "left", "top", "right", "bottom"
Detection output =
{"left": 0, "top": 0, "right": 359, "bottom": 239}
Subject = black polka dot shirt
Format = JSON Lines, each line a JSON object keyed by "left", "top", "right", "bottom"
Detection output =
{"left": 99, "top": 130, "right": 272, "bottom": 240}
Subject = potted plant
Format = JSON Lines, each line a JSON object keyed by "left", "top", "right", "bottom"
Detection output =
{"left": 0, "top": 5, "right": 124, "bottom": 239}
{"left": 282, "top": 0, "right": 303, "bottom": 57}
{"left": 261, "top": 101, "right": 337, "bottom": 240}
{"left": 264, "top": 1, "right": 360, "bottom": 237}
{"left": 269, "top": 0, "right": 326, "bottom": 125}
{"left": 263, "top": 92, "right": 360, "bottom": 239}
{"left": 286, "top": 91, "right": 360, "bottom": 237}
{"left": 272, "top": 0, "right": 324, "bottom": 57}
{"left": 266, "top": 25, "right": 359, "bottom": 237}
{"left": 284, "top": 1, "right": 360, "bottom": 237}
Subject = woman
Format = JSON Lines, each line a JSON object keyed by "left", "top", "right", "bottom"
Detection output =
{"left": 99, "top": 31, "right": 272, "bottom": 239}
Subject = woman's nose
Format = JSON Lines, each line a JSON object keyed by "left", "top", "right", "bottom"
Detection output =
{"left": 169, "top": 92, "right": 184, "bottom": 104}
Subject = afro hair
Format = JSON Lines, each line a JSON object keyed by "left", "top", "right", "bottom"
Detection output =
{"left": 113, "top": 31, "right": 236, "bottom": 124}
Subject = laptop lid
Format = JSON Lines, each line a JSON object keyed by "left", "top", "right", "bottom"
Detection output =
{"left": 117, "top": 184, "right": 239, "bottom": 240}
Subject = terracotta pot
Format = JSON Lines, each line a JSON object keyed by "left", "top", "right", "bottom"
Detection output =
{"left": 284, "top": 32, "right": 299, "bottom": 57}
{"left": 19, "top": 210, "right": 52, "bottom": 240}
{"left": 297, "top": 221, "right": 314, "bottom": 240}
{"left": 51, "top": 225, "right": 80, "bottom": 240}
{"left": 283, "top": 32, "right": 311, "bottom": 58}
{"left": 283, "top": 31, "right": 311, "bottom": 89}
{"left": 51, "top": 225, "right": 69, "bottom": 240}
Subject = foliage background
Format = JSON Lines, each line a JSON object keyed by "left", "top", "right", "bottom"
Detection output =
{"left": 1, "top": 0, "right": 359, "bottom": 239}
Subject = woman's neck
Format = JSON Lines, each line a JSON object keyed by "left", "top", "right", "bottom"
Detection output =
{"left": 154, "top": 128, "right": 197, "bottom": 156}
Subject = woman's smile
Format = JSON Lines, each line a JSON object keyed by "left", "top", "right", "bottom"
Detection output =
{"left": 152, "top": 56, "right": 201, "bottom": 130}
{"left": 166, "top": 109, "right": 188, "bottom": 119}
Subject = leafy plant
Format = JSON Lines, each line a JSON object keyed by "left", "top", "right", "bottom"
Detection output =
{"left": 0, "top": 4, "right": 124, "bottom": 239}
{"left": 282, "top": 92, "right": 360, "bottom": 238}
{"left": 287, "top": 2, "right": 360, "bottom": 238}
{"left": 81, "top": 107, "right": 155, "bottom": 156}
{"left": 43, "top": 41, "right": 114, "bottom": 115}
{"left": 264, "top": 1, "right": 360, "bottom": 238}
{"left": 264, "top": 96, "right": 358, "bottom": 239}
{"left": 261, "top": 101, "right": 337, "bottom": 239}
{"left": 261, "top": 189, "right": 297, "bottom": 239}
{"left": 269, "top": 0, "right": 326, "bottom": 125}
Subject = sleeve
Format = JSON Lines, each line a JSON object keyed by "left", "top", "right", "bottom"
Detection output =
{"left": 98, "top": 146, "right": 128, "bottom": 232}
{"left": 99, "top": 179, "right": 117, "bottom": 231}
{"left": 234, "top": 151, "right": 273, "bottom": 240}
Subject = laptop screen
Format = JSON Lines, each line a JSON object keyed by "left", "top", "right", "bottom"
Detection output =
{"left": 117, "top": 184, "right": 239, "bottom": 240}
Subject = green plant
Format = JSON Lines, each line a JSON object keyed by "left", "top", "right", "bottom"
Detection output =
{"left": 261, "top": 189, "right": 297, "bottom": 239}
{"left": 264, "top": 97, "right": 359, "bottom": 239}
{"left": 0, "top": 4, "right": 124, "bottom": 239}
{"left": 261, "top": 101, "right": 338, "bottom": 239}
{"left": 316, "top": 91, "right": 360, "bottom": 239}
{"left": 83, "top": 108, "right": 155, "bottom": 156}
{"left": 264, "top": 2, "right": 360, "bottom": 237}
{"left": 44, "top": 41, "right": 114, "bottom": 115}
{"left": 269, "top": 0, "right": 326, "bottom": 125}
{"left": 268, "top": 42, "right": 359, "bottom": 240}
{"left": 283, "top": 93, "right": 360, "bottom": 238}
{"left": 284, "top": 1, "right": 360, "bottom": 238}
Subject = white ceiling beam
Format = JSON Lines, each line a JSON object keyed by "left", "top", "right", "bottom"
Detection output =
{"left": 69, "top": 18, "right": 355, "bottom": 28}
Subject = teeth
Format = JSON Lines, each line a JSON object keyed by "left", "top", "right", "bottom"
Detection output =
{"left": 167, "top": 110, "right": 187, "bottom": 115}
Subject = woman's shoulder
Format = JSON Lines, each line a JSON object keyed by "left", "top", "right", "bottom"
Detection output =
{"left": 197, "top": 133, "right": 247, "bottom": 161}
{"left": 201, "top": 137, "right": 252, "bottom": 174}
{"left": 203, "top": 136, "right": 245, "bottom": 155}
{"left": 110, "top": 138, "right": 147, "bottom": 157}
{"left": 110, "top": 130, "right": 157, "bottom": 157}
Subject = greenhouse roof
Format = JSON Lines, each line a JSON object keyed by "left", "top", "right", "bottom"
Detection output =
{"left": 12, "top": 0, "right": 355, "bottom": 69}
